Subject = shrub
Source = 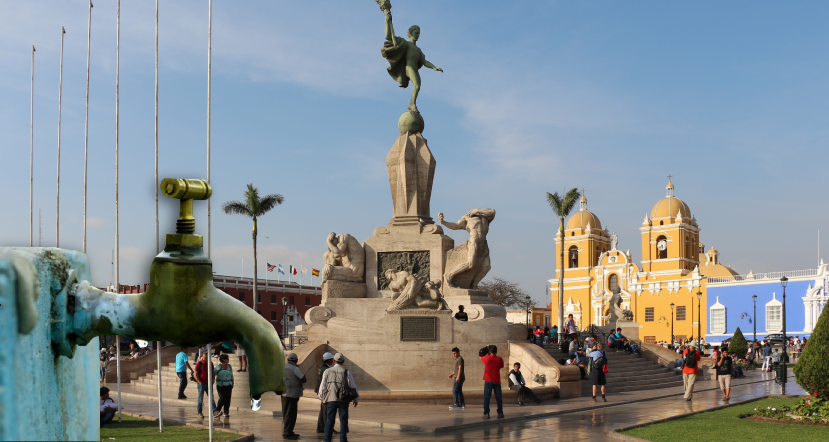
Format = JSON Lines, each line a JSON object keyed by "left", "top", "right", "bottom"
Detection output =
{"left": 794, "top": 306, "right": 829, "bottom": 400}
{"left": 729, "top": 327, "right": 748, "bottom": 359}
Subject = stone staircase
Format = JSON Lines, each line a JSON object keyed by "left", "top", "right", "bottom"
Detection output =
{"left": 543, "top": 345, "right": 684, "bottom": 395}
{"left": 132, "top": 351, "right": 258, "bottom": 403}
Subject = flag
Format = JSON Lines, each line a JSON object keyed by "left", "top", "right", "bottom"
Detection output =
{"left": 267, "top": 263, "right": 276, "bottom": 272}
{"left": 312, "top": 268, "right": 320, "bottom": 277}
{"left": 278, "top": 264, "right": 285, "bottom": 275}
{"left": 301, "top": 266, "right": 307, "bottom": 274}
{"left": 290, "top": 265, "right": 298, "bottom": 275}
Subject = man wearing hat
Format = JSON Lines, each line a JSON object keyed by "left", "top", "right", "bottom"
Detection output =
{"left": 282, "top": 353, "right": 307, "bottom": 440}
{"left": 318, "top": 352, "right": 359, "bottom": 442}
{"left": 315, "top": 352, "right": 336, "bottom": 434}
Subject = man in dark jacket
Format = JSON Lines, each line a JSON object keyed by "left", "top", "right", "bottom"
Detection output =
{"left": 315, "top": 352, "right": 335, "bottom": 434}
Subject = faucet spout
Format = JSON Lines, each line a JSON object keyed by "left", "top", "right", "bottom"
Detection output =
{"left": 73, "top": 253, "right": 286, "bottom": 397}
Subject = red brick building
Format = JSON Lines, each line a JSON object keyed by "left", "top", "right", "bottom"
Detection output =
{"left": 103, "top": 276, "right": 322, "bottom": 334}
{"left": 212, "top": 275, "right": 322, "bottom": 334}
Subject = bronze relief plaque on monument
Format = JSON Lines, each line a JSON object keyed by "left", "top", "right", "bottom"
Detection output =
{"left": 400, "top": 316, "right": 438, "bottom": 341}
{"left": 377, "top": 250, "right": 430, "bottom": 289}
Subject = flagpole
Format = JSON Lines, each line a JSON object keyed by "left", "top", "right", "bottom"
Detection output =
{"left": 300, "top": 263, "right": 303, "bottom": 287}
{"left": 154, "top": 0, "right": 163, "bottom": 432}
{"left": 115, "top": 0, "right": 121, "bottom": 423}
{"left": 289, "top": 265, "right": 292, "bottom": 284}
{"left": 206, "top": 0, "right": 212, "bottom": 265}
{"left": 30, "top": 45, "right": 35, "bottom": 247}
{"left": 56, "top": 26, "right": 65, "bottom": 248}
{"left": 83, "top": 2, "right": 93, "bottom": 253}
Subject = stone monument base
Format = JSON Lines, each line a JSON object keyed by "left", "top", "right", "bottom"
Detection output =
{"left": 321, "top": 280, "right": 366, "bottom": 299}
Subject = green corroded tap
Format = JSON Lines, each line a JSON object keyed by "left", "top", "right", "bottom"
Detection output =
{"left": 70, "top": 178, "right": 285, "bottom": 398}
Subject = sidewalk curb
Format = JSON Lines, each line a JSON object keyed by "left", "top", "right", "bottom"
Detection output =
{"left": 119, "top": 410, "right": 255, "bottom": 442}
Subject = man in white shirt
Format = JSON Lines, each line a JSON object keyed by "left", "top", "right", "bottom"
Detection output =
{"left": 100, "top": 386, "right": 119, "bottom": 426}
{"left": 318, "top": 353, "right": 359, "bottom": 442}
{"left": 508, "top": 363, "right": 542, "bottom": 406}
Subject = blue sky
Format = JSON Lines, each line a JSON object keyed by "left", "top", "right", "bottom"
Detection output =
{"left": 1, "top": 1, "right": 827, "bottom": 306}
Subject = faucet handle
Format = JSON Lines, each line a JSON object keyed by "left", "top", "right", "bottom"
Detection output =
{"left": 161, "top": 178, "right": 211, "bottom": 201}
{"left": 161, "top": 178, "right": 212, "bottom": 234}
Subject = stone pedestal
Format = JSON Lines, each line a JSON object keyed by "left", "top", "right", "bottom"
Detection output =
{"left": 386, "top": 132, "right": 436, "bottom": 227}
{"left": 364, "top": 224, "right": 454, "bottom": 298}
{"left": 442, "top": 287, "right": 505, "bottom": 321}
{"left": 321, "top": 280, "right": 366, "bottom": 299}
{"left": 616, "top": 321, "right": 640, "bottom": 341}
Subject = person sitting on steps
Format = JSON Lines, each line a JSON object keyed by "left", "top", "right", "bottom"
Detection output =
{"left": 508, "top": 363, "right": 543, "bottom": 406}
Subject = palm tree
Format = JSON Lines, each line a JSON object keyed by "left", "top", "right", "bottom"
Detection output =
{"left": 546, "top": 188, "right": 580, "bottom": 341}
{"left": 222, "top": 184, "right": 284, "bottom": 310}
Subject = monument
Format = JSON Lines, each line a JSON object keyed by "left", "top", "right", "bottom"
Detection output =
{"left": 295, "top": 1, "right": 581, "bottom": 400}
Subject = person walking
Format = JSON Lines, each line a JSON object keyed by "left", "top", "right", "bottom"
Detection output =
{"left": 100, "top": 348, "right": 108, "bottom": 382}
{"left": 682, "top": 345, "right": 701, "bottom": 401}
{"left": 176, "top": 347, "right": 194, "bottom": 399}
{"left": 213, "top": 354, "right": 234, "bottom": 418}
{"left": 315, "top": 352, "right": 336, "bottom": 434}
{"left": 194, "top": 352, "right": 217, "bottom": 418}
{"left": 761, "top": 342, "right": 772, "bottom": 372}
{"left": 235, "top": 342, "right": 248, "bottom": 372}
{"left": 282, "top": 353, "right": 307, "bottom": 440}
{"left": 508, "top": 362, "right": 542, "bottom": 405}
{"left": 716, "top": 348, "right": 733, "bottom": 401}
{"left": 319, "top": 353, "right": 359, "bottom": 442}
{"left": 480, "top": 345, "right": 504, "bottom": 419}
{"left": 448, "top": 347, "right": 465, "bottom": 409}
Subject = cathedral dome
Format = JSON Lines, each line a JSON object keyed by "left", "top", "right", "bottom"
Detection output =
{"left": 566, "top": 193, "right": 602, "bottom": 231}
{"left": 650, "top": 179, "right": 692, "bottom": 221}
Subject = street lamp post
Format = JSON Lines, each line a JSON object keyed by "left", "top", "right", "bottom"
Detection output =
{"left": 780, "top": 276, "right": 788, "bottom": 395}
{"left": 281, "top": 296, "right": 288, "bottom": 341}
{"left": 752, "top": 294, "right": 757, "bottom": 355}
{"left": 696, "top": 291, "right": 702, "bottom": 349}
{"left": 670, "top": 303, "right": 675, "bottom": 347}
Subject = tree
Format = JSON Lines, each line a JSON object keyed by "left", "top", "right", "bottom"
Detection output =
{"left": 478, "top": 277, "right": 530, "bottom": 307}
{"left": 222, "top": 184, "right": 284, "bottom": 311}
{"left": 794, "top": 306, "right": 829, "bottom": 399}
{"left": 546, "top": 188, "right": 580, "bottom": 333}
{"left": 729, "top": 327, "right": 748, "bottom": 359}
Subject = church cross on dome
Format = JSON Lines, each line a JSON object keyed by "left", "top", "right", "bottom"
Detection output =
{"left": 665, "top": 174, "right": 675, "bottom": 197}
{"left": 579, "top": 188, "right": 588, "bottom": 211}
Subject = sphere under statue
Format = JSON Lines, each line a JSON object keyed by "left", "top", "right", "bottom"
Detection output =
{"left": 398, "top": 110, "right": 425, "bottom": 134}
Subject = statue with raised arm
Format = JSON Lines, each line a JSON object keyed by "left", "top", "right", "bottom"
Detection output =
{"left": 374, "top": 0, "right": 443, "bottom": 114}
{"left": 438, "top": 208, "right": 496, "bottom": 289}
{"left": 322, "top": 232, "right": 365, "bottom": 283}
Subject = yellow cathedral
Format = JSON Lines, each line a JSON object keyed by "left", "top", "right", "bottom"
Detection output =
{"left": 549, "top": 179, "right": 738, "bottom": 344}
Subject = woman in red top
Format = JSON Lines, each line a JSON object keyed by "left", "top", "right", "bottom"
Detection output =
{"left": 681, "top": 346, "right": 700, "bottom": 401}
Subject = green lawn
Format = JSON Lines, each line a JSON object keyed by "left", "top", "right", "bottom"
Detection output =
{"left": 100, "top": 415, "right": 238, "bottom": 442}
{"left": 621, "top": 397, "right": 828, "bottom": 441}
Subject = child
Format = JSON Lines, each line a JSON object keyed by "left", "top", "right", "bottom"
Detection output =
{"left": 772, "top": 348, "right": 780, "bottom": 367}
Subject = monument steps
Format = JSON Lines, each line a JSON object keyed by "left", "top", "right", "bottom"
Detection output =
{"left": 540, "top": 344, "right": 684, "bottom": 395}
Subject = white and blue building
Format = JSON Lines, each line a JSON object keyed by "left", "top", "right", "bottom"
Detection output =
{"left": 705, "top": 262, "right": 828, "bottom": 343}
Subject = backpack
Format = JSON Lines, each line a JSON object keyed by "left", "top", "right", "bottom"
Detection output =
{"left": 593, "top": 351, "right": 607, "bottom": 370}
{"left": 683, "top": 350, "right": 697, "bottom": 368}
{"left": 337, "top": 369, "right": 359, "bottom": 403}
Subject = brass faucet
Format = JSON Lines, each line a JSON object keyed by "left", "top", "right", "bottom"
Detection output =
{"left": 70, "top": 178, "right": 286, "bottom": 398}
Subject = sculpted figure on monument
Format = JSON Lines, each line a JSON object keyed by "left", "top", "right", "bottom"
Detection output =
{"left": 322, "top": 232, "right": 365, "bottom": 282}
{"left": 608, "top": 286, "right": 634, "bottom": 322}
{"left": 438, "top": 208, "right": 496, "bottom": 289}
{"left": 385, "top": 269, "right": 446, "bottom": 311}
{"left": 374, "top": 0, "right": 443, "bottom": 114}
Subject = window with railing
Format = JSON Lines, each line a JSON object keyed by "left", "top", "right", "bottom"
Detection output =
{"left": 645, "top": 308, "right": 655, "bottom": 322}
{"left": 676, "top": 306, "right": 686, "bottom": 321}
